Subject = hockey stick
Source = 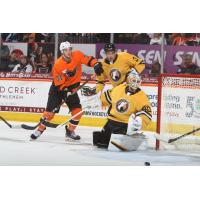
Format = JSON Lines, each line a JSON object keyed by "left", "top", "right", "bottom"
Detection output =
{"left": 0, "top": 112, "right": 57, "bottom": 130}
{"left": 0, "top": 116, "right": 21, "bottom": 129}
{"left": 168, "top": 127, "right": 200, "bottom": 143}
{"left": 0, "top": 79, "right": 90, "bottom": 130}
{"left": 111, "top": 141, "right": 129, "bottom": 151}
{"left": 20, "top": 105, "right": 60, "bottom": 130}
{"left": 39, "top": 99, "right": 99, "bottom": 129}
{"left": 0, "top": 115, "right": 12, "bottom": 128}
{"left": 43, "top": 102, "right": 99, "bottom": 128}
{"left": 42, "top": 109, "right": 85, "bottom": 128}
{"left": 21, "top": 79, "right": 90, "bottom": 130}
{"left": 155, "top": 127, "right": 200, "bottom": 144}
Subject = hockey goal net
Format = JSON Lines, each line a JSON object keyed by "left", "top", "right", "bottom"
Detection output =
{"left": 156, "top": 74, "right": 200, "bottom": 151}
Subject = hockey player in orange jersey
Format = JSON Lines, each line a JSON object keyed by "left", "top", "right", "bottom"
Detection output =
{"left": 30, "top": 41, "right": 102, "bottom": 140}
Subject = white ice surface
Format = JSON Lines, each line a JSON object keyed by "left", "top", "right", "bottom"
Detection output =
{"left": 0, "top": 121, "right": 200, "bottom": 166}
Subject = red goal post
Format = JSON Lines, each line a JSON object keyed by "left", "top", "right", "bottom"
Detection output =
{"left": 156, "top": 73, "right": 200, "bottom": 150}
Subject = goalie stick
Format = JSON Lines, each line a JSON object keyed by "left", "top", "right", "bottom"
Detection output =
{"left": 155, "top": 127, "right": 200, "bottom": 144}
{"left": 0, "top": 79, "right": 90, "bottom": 130}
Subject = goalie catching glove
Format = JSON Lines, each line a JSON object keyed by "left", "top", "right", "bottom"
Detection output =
{"left": 127, "top": 114, "right": 142, "bottom": 135}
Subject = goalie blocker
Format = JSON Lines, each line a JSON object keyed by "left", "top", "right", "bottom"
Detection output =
{"left": 93, "top": 69, "right": 152, "bottom": 151}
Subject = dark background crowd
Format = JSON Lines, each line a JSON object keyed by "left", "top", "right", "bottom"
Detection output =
{"left": 2, "top": 33, "right": 200, "bottom": 45}
{"left": 0, "top": 37, "right": 54, "bottom": 73}
{"left": 1, "top": 33, "right": 200, "bottom": 78}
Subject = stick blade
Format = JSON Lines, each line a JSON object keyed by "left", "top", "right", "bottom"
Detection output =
{"left": 11, "top": 124, "right": 23, "bottom": 129}
{"left": 43, "top": 121, "right": 59, "bottom": 128}
{"left": 21, "top": 124, "right": 38, "bottom": 130}
{"left": 168, "top": 138, "right": 177, "bottom": 143}
{"left": 154, "top": 133, "right": 169, "bottom": 143}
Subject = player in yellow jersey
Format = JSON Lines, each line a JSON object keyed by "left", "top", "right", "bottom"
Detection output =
{"left": 82, "top": 43, "right": 145, "bottom": 96}
{"left": 92, "top": 69, "right": 152, "bottom": 150}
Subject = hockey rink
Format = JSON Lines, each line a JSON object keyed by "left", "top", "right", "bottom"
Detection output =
{"left": 0, "top": 121, "right": 200, "bottom": 166}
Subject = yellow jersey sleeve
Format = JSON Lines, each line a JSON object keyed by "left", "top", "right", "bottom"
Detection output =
{"left": 96, "top": 73, "right": 107, "bottom": 93}
{"left": 100, "top": 89, "right": 112, "bottom": 107}
{"left": 124, "top": 52, "right": 145, "bottom": 74}
{"left": 135, "top": 92, "right": 152, "bottom": 128}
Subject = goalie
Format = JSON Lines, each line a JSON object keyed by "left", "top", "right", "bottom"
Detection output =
{"left": 92, "top": 69, "right": 152, "bottom": 151}
{"left": 82, "top": 43, "right": 145, "bottom": 96}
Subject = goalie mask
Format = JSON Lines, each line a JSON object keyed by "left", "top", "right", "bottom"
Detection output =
{"left": 126, "top": 69, "right": 141, "bottom": 90}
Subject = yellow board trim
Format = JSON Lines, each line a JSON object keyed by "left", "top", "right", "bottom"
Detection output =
{"left": 161, "top": 123, "right": 200, "bottom": 136}
{"left": 0, "top": 111, "right": 156, "bottom": 131}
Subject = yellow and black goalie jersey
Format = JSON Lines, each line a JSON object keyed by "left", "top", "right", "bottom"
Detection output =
{"left": 96, "top": 52, "right": 145, "bottom": 93}
{"left": 100, "top": 83, "right": 152, "bottom": 128}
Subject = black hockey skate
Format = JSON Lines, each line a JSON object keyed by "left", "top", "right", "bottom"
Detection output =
{"left": 30, "top": 129, "right": 45, "bottom": 140}
{"left": 65, "top": 127, "right": 81, "bottom": 141}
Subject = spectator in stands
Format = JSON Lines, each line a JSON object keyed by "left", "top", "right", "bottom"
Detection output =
{"left": 150, "top": 33, "right": 166, "bottom": 45}
{"left": 22, "top": 33, "right": 36, "bottom": 42}
{"left": 0, "top": 39, "right": 10, "bottom": 71}
{"left": 28, "top": 42, "right": 38, "bottom": 64}
{"left": 172, "top": 33, "right": 198, "bottom": 46}
{"left": 12, "top": 49, "right": 24, "bottom": 62}
{"left": 35, "top": 46, "right": 43, "bottom": 63}
{"left": 177, "top": 54, "right": 200, "bottom": 74}
{"left": 195, "top": 33, "right": 200, "bottom": 44}
{"left": 21, "top": 33, "right": 30, "bottom": 42}
{"left": 5, "top": 51, "right": 19, "bottom": 72}
{"left": 148, "top": 61, "right": 162, "bottom": 77}
{"left": 36, "top": 33, "right": 54, "bottom": 42}
{"left": 1, "top": 33, "right": 24, "bottom": 42}
{"left": 172, "top": 33, "right": 186, "bottom": 45}
{"left": 164, "top": 33, "right": 173, "bottom": 45}
{"left": 36, "top": 53, "right": 52, "bottom": 73}
{"left": 184, "top": 33, "right": 199, "bottom": 46}
{"left": 12, "top": 55, "right": 33, "bottom": 73}
{"left": 28, "top": 43, "right": 44, "bottom": 68}
{"left": 132, "top": 33, "right": 150, "bottom": 44}
{"left": 22, "top": 33, "right": 54, "bottom": 43}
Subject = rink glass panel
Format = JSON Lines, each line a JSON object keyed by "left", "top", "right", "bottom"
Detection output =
{"left": 156, "top": 74, "right": 200, "bottom": 150}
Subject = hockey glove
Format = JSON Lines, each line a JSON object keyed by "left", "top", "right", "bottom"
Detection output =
{"left": 63, "top": 88, "right": 73, "bottom": 101}
{"left": 63, "top": 67, "right": 77, "bottom": 77}
{"left": 94, "top": 62, "right": 103, "bottom": 76}
{"left": 127, "top": 114, "right": 142, "bottom": 135}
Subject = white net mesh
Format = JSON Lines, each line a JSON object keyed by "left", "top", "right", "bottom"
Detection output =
{"left": 158, "top": 75, "right": 200, "bottom": 151}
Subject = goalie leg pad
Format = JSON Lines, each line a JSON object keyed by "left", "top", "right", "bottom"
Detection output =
{"left": 93, "top": 120, "right": 128, "bottom": 149}
{"left": 93, "top": 131, "right": 101, "bottom": 146}
{"left": 93, "top": 130, "right": 112, "bottom": 148}
{"left": 109, "top": 133, "right": 147, "bottom": 151}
